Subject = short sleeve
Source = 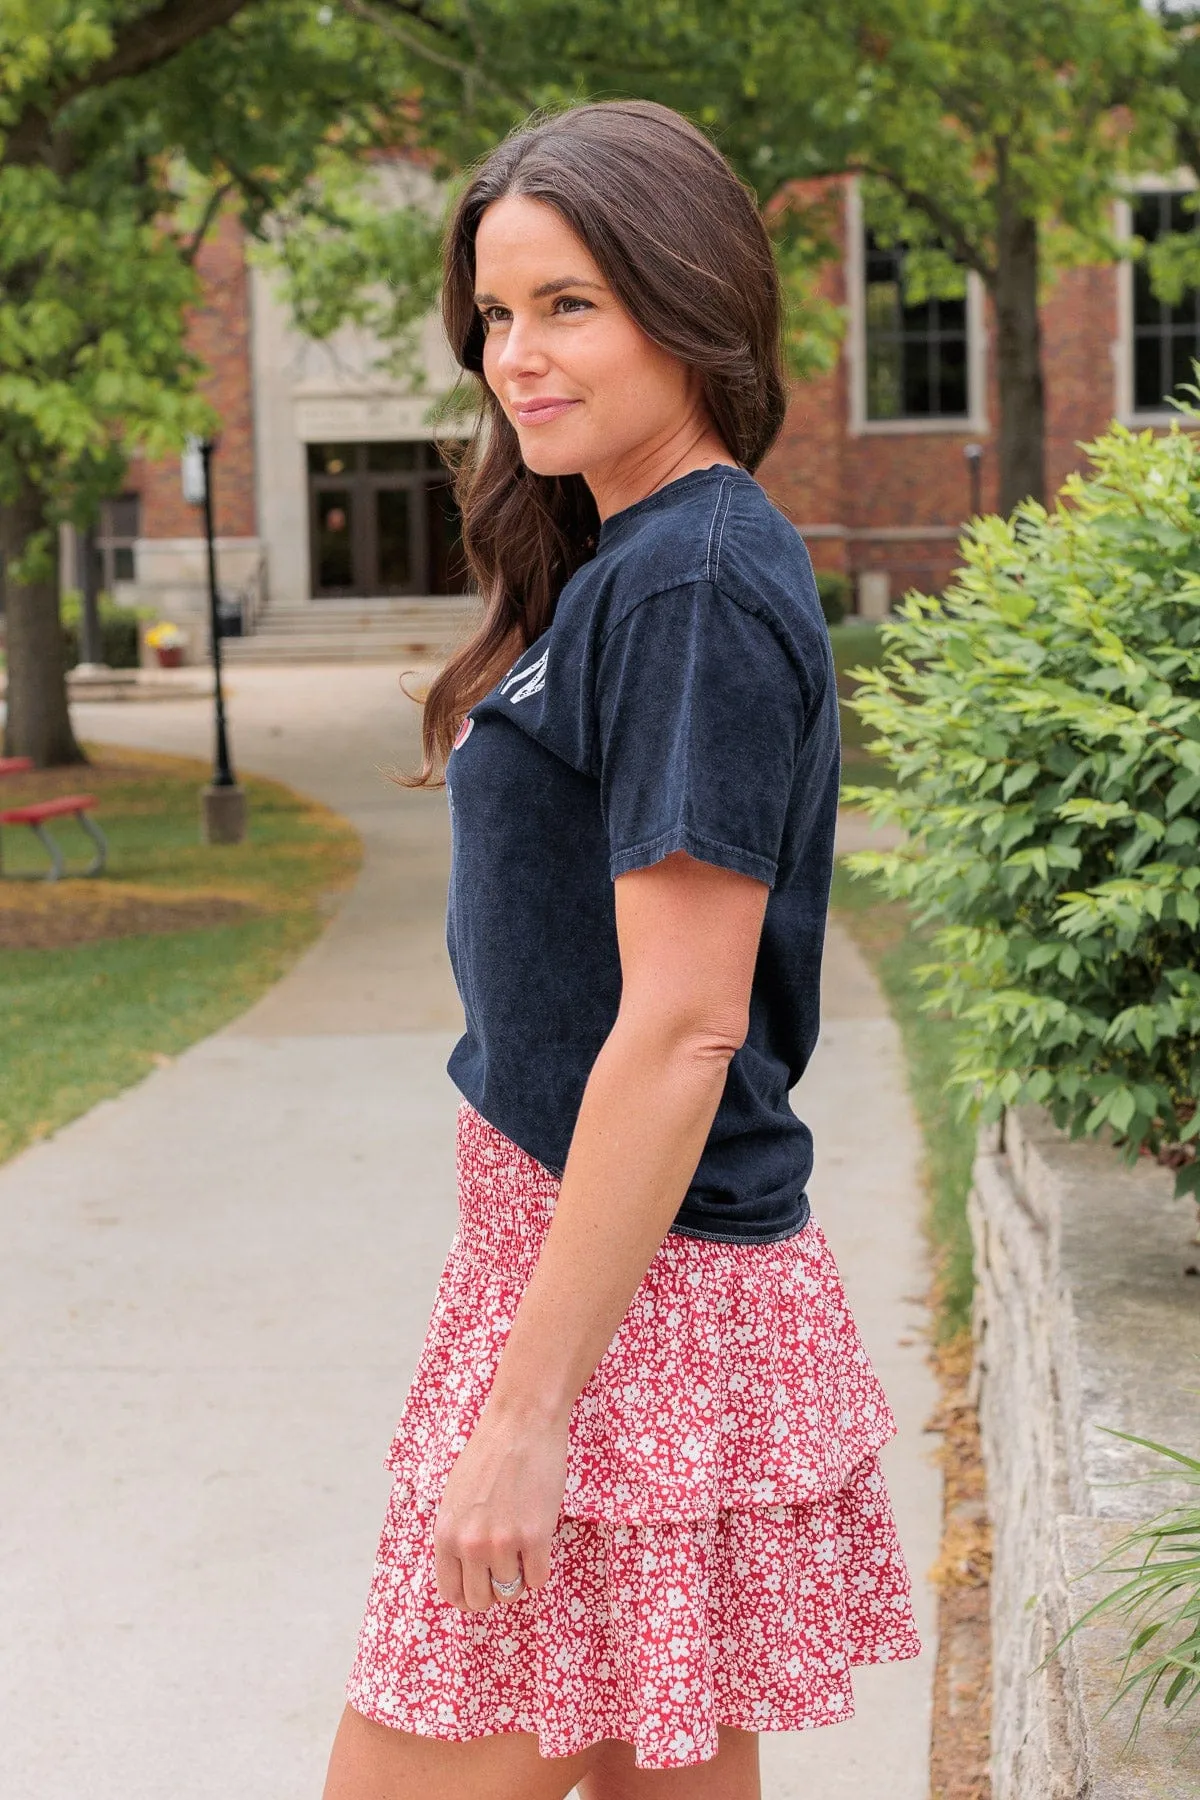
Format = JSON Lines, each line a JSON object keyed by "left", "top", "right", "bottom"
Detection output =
{"left": 595, "top": 583, "right": 804, "bottom": 887}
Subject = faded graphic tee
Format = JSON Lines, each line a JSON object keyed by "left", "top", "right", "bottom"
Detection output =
{"left": 443, "top": 464, "right": 841, "bottom": 1243}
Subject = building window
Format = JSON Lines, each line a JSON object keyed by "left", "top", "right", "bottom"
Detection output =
{"left": 864, "top": 231, "right": 969, "bottom": 421}
{"left": 306, "top": 440, "right": 469, "bottom": 598}
{"left": 96, "top": 494, "right": 140, "bottom": 586}
{"left": 1132, "top": 190, "right": 1200, "bottom": 413}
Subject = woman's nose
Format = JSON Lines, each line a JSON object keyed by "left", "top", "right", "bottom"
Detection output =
{"left": 495, "top": 313, "right": 550, "bottom": 379}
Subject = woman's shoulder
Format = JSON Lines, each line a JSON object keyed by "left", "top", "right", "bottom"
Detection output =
{"left": 707, "top": 472, "right": 821, "bottom": 603}
{"left": 586, "top": 469, "right": 826, "bottom": 655}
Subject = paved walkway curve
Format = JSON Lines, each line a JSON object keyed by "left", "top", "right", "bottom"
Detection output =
{"left": 0, "top": 667, "right": 940, "bottom": 1799}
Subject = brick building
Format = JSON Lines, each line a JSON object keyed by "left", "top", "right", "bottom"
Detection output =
{"left": 757, "top": 170, "right": 1200, "bottom": 616}
{"left": 109, "top": 167, "right": 1200, "bottom": 650}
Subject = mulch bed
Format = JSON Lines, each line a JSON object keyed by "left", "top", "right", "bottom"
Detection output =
{"left": 927, "top": 1333, "right": 994, "bottom": 1800}
{"left": 0, "top": 885, "right": 260, "bottom": 949}
{"left": 0, "top": 748, "right": 179, "bottom": 794}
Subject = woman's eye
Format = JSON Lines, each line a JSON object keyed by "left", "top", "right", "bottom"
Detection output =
{"left": 477, "top": 296, "right": 592, "bottom": 330}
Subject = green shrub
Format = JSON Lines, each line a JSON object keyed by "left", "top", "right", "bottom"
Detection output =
{"left": 60, "top": 591, "right": 144, "bottom": 669}
{"left": 844, "top": 418, "right": 1200, "bottom": 1195}
{"left": 815, "top": 570, "right": 851, "bottom": 625}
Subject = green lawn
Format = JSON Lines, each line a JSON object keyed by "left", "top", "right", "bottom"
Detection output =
{"left": 829, "top": 860, "right": 977, "bottom": 1342}
{"left": 828, "top": 621, "right": 976, "bottom": 1335}
{"left": 0, "top": 743, "right": 360, "bottom": 1167}
{"left": 828, "top": 621, "right": 896, "bottom": 787}
{"left": 828, "top": 620, "right": 888, "bottom": 679}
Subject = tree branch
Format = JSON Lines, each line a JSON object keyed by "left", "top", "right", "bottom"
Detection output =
{"left": 3, "top": 0, "right": 256, "bottom": 167}
{"left": 345, "top": 0, "right": 455, "bottom": 38}
{"left": 342, "top": 0, "right": 475, "bottom": 79}
{"left": 179, "top": 178, "right": 236, "bottom": 263}
{"left": 847, "top": 158, "right": 997, "bottom": 282}
{"left": 215, "top": 152, "right": 285, "bottom": 232}
{"left": 342, "top": 0, "right": 531, "bottom": 111}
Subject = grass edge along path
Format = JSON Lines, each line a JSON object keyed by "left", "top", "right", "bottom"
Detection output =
{"left": 830, "top": 857, "right": 993, "bottom": 1800}
{"left": 0, "top": 742, "right": 362, "bottom": 1171}
{"left": 829, "top": 860, "right": 975, "bottom": 1336}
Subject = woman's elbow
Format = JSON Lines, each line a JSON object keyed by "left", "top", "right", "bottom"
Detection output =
{"left": 621, "top": 1002, "right": 749, "bottom": 1069}
{"left": 686, "top": 1019, "right": 749, "bottom": 1067}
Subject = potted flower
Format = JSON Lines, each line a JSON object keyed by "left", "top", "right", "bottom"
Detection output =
{"left": 146, "top": 621, "right": 186, "bottom": 668}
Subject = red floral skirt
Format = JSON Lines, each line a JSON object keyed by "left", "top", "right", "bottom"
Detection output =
{"left": 346, "top": 1102, "right": 921, "bottom": 1770}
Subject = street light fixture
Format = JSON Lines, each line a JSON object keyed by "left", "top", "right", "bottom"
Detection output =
{"left": 182, "top": 434, "right": 247, "bottom": 845}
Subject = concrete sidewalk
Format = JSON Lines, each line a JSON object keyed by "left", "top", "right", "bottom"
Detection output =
{"left": 0, "top": 667, "right": 939, "bottom": 1798}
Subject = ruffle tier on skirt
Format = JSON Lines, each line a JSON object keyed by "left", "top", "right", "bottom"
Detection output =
{"left": 347, "top": 1101, "right": 922, "bottom": 1770}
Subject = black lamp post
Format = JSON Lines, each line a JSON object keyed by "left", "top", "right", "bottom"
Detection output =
{"left": 964, "top": 442, "right": 984, "bottom": 518}
{"left": 183, "top": 435, "right": 247, "bottom": 844}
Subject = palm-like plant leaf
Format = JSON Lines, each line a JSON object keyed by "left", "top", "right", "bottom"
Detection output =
{"left": 1045, "top": 1428, "right": 1200, "bottom": 1755}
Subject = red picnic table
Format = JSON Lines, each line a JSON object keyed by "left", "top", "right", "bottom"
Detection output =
{"left": 0, "top": 759, "right": 108, "bottom": 879}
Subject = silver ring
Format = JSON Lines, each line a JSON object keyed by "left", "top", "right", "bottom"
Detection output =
{"left": 490, "top": 1570, "right": 525, "bottom": 1599}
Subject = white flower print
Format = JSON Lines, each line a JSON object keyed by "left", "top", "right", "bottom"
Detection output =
{"left": 345, "top": 1102, "right": 921, "bottom": 1771}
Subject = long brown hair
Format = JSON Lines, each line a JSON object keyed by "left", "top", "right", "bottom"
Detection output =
{"left": 408, "top": 99, "right": 787, "bottom": 785}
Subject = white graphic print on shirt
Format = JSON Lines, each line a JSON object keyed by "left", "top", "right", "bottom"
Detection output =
{"left": 499, "top": 647, "right": 548, "bottom": 704}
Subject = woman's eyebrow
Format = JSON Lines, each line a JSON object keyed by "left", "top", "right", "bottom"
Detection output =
{"left": 473, "top": 277, "right": 606, "bottom": 305}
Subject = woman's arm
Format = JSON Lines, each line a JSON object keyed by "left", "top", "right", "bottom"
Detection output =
{"left": 433, "top": 848, "right": 769, "bottom": 1611}
{"left": 488, "top": 847, "right": 768, "bottom": 1423}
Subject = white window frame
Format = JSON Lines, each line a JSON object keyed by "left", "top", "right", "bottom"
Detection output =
{"left": 96, "top": 493, "right": 141, "bottom": 588}
{"left": 1114, "top": 168, "right": 1200, "bottom": 428}
{"left": 846, "top": 178, "right": 989, "bottom": 437}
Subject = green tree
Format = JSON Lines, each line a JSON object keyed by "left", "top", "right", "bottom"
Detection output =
{"left": 263, "top": 0, "right": 850, "bottom": 391}
{"left": 334, "top": 1, "right": 1175, "bottom": 514}
{"left": 1125, "top": 6, "right": 1200, "bottom": 332}
{"left": 0, "top": 0, "right": 437, "bottom": 767}
{"left": 731, "top": 0, "right": 1173, "bottom": 514}
{"left": 1, "top": 0, "right": 849, "bottom": 768}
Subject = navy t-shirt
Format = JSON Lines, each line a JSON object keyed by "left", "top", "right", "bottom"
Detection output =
{"left": 444, "top": 463, "right": 840, "bottom": 1243}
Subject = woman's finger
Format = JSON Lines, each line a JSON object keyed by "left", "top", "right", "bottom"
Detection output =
{"left": 433, "top": 1535, "right": 466, "bottom": 1610}
{"left": 460, "top": 1545, "right": 498, "bottom": 1613}
{"left": 519, "top": 1534, "right": 552, "bottom": 1591}
{"left": 487, "top": 1555, "right": 527, "bottom": 1604}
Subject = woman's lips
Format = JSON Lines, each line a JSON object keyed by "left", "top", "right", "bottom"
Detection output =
{"left": 512, "top": 398, "right": 579, "bottom": 426}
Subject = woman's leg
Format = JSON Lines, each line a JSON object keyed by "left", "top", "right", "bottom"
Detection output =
{"left": 577, "top": 1726, "right": 761, "bottom": 1800}
{"left": 322, "top": 1704, "right": 594, "bottom": 1800}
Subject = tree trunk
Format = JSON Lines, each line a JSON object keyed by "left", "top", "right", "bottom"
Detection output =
{"left": 0, "top": 476, "right": 85, "bottom": 767}
{"left": 992, "top": 201, "right": 1046, "bottom": 516}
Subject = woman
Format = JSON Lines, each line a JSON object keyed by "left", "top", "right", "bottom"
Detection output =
{"left": 324, "top": 99, "right": 921, "bottom": 1800}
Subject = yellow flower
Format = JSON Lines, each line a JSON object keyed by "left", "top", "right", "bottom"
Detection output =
{"left": 145, "top": 622, "right": 184, "bottom": 650}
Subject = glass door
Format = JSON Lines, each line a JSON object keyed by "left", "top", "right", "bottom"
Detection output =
{"left": 308, "top": 444, "right": 362, "bottom": 596}
{"left": 307, "top": 441, "right": 469, "bottom": 597}
{"left": 363, "top": 442, "right": 424, "bottom": 596}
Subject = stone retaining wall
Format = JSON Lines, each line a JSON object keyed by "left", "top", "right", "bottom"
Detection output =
{"left": 969, "top": 1107, "right": 1200, "bottom": 1798}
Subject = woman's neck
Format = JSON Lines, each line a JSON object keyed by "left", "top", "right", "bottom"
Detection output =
{"left": 583, "top": 421, "right": 738, "bottom": 521}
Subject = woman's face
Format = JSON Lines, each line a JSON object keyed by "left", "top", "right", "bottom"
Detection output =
{"left": 472, "top": 194, "right": 703, "bottom": 486}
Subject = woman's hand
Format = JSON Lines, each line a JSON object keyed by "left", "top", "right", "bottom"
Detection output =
{"left": 432, "top": 1399, "right": 570, "bottom": 1612}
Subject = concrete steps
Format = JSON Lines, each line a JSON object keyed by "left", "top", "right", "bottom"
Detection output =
{"left": 223, "top": 596, "right": 481, "bottom": 664}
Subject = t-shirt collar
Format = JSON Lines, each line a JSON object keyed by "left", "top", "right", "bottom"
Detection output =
{"left": 596, "top": 464, "right": 752, "bottom": 549}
